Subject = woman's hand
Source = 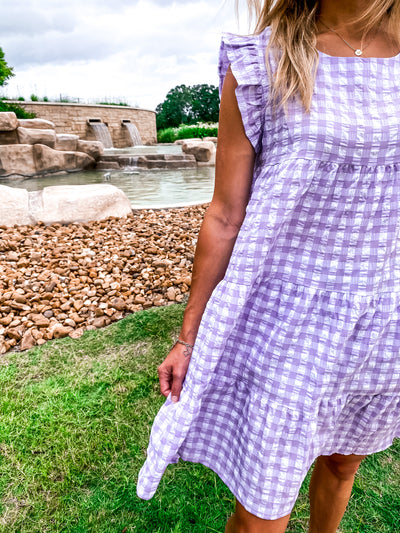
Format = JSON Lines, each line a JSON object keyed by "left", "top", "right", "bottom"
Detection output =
{"left": 158, "top": 342, "right": 193, "bottom": 403}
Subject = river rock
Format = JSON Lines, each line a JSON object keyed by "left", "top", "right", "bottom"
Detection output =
{"left": 92, "top": 316, "right": 110, "bottom": 328}
{"left": 181, "top": 140, "right": 216, "bottom": 164}
{"left": 69, "top": 327, "right": 84, "bottom": 339}
{"left": 55, "top": 134, "right": 79, "bottom": 152}
{"left": 17, "top": 127, "right": 56, "bottom": 148}
{"left": 49, "top": 323, "right": 73, "bottom": 339}
{"left": 0, "top": 145, "right": 35, "bottom": 177}
{"left": 77, "top": 140, "right": 104, "bottom": 161}
{"left": 20, "top": 330, "right": 36, "bottom": 351}
{"left": 110, "top": 297, "right": 126, "bottom": 311}
{"left": 0, "top": 204, "right": 207, "bottom": 353}
{"left": 0, "top": 112, "right": 18, "bottom": 131}
{"left": 18, "top": 118, "right": 56, "bottom": 130}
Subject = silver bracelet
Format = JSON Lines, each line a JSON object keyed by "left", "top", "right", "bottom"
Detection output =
{"left": 172, "top": 339, "right": 194, "bottom": 358}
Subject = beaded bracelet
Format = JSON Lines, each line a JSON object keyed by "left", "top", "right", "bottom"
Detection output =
{"left": 171, "top": 339, "right": 194, "bottom": 358}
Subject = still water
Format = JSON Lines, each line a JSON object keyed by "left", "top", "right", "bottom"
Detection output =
{"left": 2, "top": 166, "right": 215, "bottom": 208}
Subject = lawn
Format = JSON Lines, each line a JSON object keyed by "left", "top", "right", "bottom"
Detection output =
{"left": 0, "top": 304, "right": 399, "bottom": 532}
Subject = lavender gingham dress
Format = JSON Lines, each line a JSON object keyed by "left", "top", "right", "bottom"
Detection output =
{"left": 137, "top": 28, "right": 400, "bottom": 520}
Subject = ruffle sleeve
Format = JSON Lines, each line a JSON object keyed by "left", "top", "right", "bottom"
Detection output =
{"left": 218, "top": 31, "right": 268, "bottom": 153}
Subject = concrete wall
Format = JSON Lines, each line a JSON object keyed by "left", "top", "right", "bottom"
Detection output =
{"left": 13, "top": 102, "right": 157, "bottom": 148}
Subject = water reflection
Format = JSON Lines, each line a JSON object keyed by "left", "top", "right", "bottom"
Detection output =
{"left": 1, "top": 167, "right": 215, "bottom": 208}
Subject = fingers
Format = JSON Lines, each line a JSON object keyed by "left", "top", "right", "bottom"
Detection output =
{"left": 158, "top": 363, "right": 172, "bottom": 398}
{"left": 157, "top": 345, "right": 191, "bottom": 403}
{"left": 158, "top": 363, "right": 186, "bottom": 403}
{"left": 170, "top": 370, "right": 185, "bottom": 403}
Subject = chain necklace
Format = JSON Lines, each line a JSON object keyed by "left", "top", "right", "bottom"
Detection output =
{"left": 319, "top": 19, "right": 377, "bottom": 56}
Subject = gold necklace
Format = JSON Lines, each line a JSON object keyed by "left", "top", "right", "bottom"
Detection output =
{"left": 319, "top": 19, "right": 377, "bottom": 56}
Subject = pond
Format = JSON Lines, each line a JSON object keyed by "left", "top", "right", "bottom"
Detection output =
{"left": 1, "top": 145, "right": 215, "bottom": 208}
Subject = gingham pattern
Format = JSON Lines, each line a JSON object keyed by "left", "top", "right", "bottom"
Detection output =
{"left": 137, "top": 28, "right": 400, "bottom": 520}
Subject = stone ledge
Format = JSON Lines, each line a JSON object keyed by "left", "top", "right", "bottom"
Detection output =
{"left": 0, "top": 184, "right": 132, "bottom": 226}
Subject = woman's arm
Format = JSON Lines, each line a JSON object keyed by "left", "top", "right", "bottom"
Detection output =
{"left": 158, "top": 66, "right": 256, "bottom": 402}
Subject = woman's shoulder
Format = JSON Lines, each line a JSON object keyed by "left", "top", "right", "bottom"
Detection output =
{"left": 220, "top": 26, "right": 271, "bottom": 50}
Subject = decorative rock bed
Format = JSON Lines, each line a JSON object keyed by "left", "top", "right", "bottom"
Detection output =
{"left": 0, "top": 205, "right": 207, "bottom": 355}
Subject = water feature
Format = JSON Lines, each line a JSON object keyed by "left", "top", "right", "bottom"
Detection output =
{"left": 88, "top": 119, "right": 113, "bottom": 149}
{"left": 1, "top": 143, "right": 216, "bottom": 208}
{"left": 2, "top": 167, "right": 215, "bottom": 208}
{"left": 105, "top": 144, "right": 182, "bottom": 156}
{"left": 122, "top": 120, "right": 142, "bottom": 146}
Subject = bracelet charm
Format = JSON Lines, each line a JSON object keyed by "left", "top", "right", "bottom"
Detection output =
{"left": 172, "top": 339, "right": 194, "bottom": 358}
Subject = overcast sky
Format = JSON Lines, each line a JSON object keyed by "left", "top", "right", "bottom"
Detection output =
{"left": 0, "top": 0, "right": 250, "bottom": 111}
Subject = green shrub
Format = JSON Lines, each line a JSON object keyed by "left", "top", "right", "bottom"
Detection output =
{"left": 157, "top": 123, "right": 218, "bottom": 143}
{"left": 43, "top": 96, "right": 48, "bottom": 102}
{"left": 17, "top": 96, "right": 25, "bottom": 101}
{"left": 98, "top": 101, "right": 128, "bottom": 106}
{"left": 30, "top": 93, "right": 39, "bottom": 101}
{"left": 157, "top": 127, "right": 178, "bottom": 143}
{"left": 176, "top": 124, "right": 218, "bottom": 140}
{"left": 0, "top": 100, "right": 35, "bottom": 118}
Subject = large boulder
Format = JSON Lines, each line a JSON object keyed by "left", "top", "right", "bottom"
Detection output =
{"left": 0, "top": 144, "right": 95, "bottom": 177}
{"left": 74, "top": 151, "right": 96, "bottom": 171}
{"left": 0, "top": 112, "right": 18, "bottom": 132}
{"left": 0, "top": 145, "right": 35, "bottom": 176}
{"left": 18, "top": 118, "right": 56, "bottom": 130}
{"left": 181, "top": 140, "right": 216, "bottom": 165}
{"left": 33, "top": 144, "right": 69, "bottom": 174}
{"left": 0, "top": 130, "right": 19, "bottom": 145}
{"left": 33, "top": 184, "right": 132, "bottom": 225}
{"left": 77, "top": 140, "right": 104, "bottom": 161}
{"left": 33, "top": 145, "right": 95, "bottom": 174}
{"left": 0, "top": 185, "right": 31, "bottom": 226}
{"left": 0, "top": 184, "right": 132, "bottom": 226}
{"left": 55, "top": 134, "right": 79, "bottom": 152}
{"left": 17, "top": 127, "right": 56, "bottom": 148}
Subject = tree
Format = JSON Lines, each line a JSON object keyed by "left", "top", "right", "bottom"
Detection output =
{"left": 156, "top": 85, "right": 191, "bottom": 130}
{"left": 0, "top": 48, "right": 34, "bottom": 118}
{"left": 156, "top": 83, "right": 219, "bottom": 130}
{"left": 190, "top": 84, "right": 220, "bottom": 124}
{"left": 0, "top": 47, "right": 14, "bottom": 87}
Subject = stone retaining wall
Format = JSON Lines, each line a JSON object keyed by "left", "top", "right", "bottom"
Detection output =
{"left": 10, "top": 102, "right": 157, "bottom": 148}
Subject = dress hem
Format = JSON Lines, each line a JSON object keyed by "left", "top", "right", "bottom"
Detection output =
{"left": 178, "top": 435, "right": 400, "bottom": 521}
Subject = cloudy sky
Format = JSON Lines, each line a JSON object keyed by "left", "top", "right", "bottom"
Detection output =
{"left": 0, "top": 0, "right": 251, "bottom": 111}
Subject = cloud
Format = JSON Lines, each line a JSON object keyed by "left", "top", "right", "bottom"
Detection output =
{"left": 0, "top": 0, "right": 245, "bottom": 109}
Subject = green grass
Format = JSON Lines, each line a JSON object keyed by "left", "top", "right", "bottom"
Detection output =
{"left": 0, "top": 304, "right": 399, "bottom": 532}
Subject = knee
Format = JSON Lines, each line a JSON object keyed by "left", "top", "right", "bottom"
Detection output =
{"left": 321, "top": 454, "right": 365, "bottom": 482}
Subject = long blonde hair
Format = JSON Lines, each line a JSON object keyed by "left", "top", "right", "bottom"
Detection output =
{"left": 242, "top": 0, "right": 400, "bottom": 111}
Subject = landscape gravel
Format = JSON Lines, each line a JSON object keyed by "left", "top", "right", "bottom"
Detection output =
{"left": 0, "top": 205, "right": 207, "bottom": 354}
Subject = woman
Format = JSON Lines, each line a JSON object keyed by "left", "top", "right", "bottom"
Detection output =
{"left": 137, "top": 1, "right": 400, "bottom": 531}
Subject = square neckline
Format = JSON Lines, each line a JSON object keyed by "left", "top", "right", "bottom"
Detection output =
{"left": 317, "top": 48, "right": 400, "bottom": 60}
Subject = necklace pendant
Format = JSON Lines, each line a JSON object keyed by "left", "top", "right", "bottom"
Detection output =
{"left": 355, "top": 49, "right": 363, "bottom": 56}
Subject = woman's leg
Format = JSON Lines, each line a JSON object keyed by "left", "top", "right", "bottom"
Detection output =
{"left": 308, "top": 453, "right": 367, "bottom": 533}
{"left": 225, "top": 500, "right": 290, "bottom": 533}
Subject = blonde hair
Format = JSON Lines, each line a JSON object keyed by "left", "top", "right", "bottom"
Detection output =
{"left": 241, "top": 0, "right": 400, "bottom": 111}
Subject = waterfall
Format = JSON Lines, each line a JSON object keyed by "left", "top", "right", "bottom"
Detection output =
{"left": 89, "top": 122, "right": 113, "bottom": 149}
{"left": 124, "top": 122, "right": 142, "bottom": 146}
